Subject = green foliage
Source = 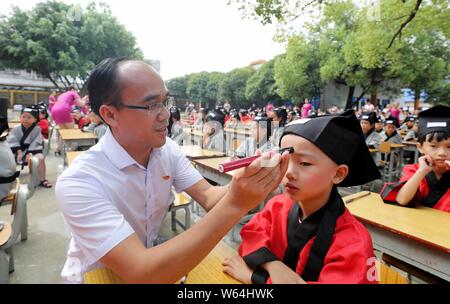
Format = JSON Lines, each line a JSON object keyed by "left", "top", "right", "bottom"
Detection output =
{"left": 0, "top": 1, "right": 142, "bottom": 89}
{"left": 274, "top": 35, "right": 323, "bottom": 102}
{"left": 245, "top": 59, "right": 280, "bottom": 105}
{"left": 166, "top": 76, "right": 189, "bottom": 99}
{"left": 218, "top": 67, "right": 255, "bottom": 108}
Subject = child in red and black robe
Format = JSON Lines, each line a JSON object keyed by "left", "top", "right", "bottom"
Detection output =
{"left": 395, "top": 105, "right": 450, "bottom": 212}
{"left": 223, "top": 111, "right": 381, "bottom": 284}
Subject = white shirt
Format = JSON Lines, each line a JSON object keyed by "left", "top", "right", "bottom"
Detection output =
{"left": 56, "top": 128, "right": 203, "bottom": 283}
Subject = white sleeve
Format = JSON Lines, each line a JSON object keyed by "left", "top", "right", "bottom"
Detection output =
{"left": 168, "top": 140, "right": 203, "bottom": 193}
{"left": 55, "top": 175, "right": 135, "bottom": 265}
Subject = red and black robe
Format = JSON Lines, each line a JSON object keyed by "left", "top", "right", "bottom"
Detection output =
{"left": 239, "top": 188, "right": 376, "bottom": 284}
{"left": 398, "top": 164, "right": 450, "bottom": 212}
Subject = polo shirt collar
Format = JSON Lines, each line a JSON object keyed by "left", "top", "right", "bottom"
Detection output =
{"left": 101, "top": 128, "right": 165, "bottom": 170}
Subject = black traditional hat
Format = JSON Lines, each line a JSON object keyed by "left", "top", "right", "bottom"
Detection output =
{"left": 280, "top": 110, "right": 381, "bottom": 187}
{"left": 360, "top": 112, "right": 378, "bottom": 125}
{"left": 21, "top": 106, "right": 39, "bottom": 120}
{"left": 418, "top": 105, "right": 450, "bottom": 138}
{"left": 384, "top": 117, "right": 399, "bottom": 128}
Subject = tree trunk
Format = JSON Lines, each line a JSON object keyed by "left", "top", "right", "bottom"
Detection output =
{"left": 414, "top": 89, "right": 421, "bottom": 110}
{"left": 370, "top": 85, "right": 378, "bottom": 106}
{"left": 344, "top": 86, "right": 355, "bottom": 110}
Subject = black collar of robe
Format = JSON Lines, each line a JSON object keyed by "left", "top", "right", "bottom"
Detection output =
{"left": 422, "top": 171, "right": 450, "bottom": 208}
{"left": 282, "top": 187, "right": 345, "bottom": 282}
{"left": 384, "top": 130, "right": 399, "bottom": 142}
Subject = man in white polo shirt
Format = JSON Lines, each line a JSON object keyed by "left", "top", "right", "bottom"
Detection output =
{"left": 55, "top": 57, "right": 289, "bottom": 283}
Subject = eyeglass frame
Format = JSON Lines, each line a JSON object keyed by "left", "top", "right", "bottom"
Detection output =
{"left": 119, "top": 92, "right": 174, "bottom": 116}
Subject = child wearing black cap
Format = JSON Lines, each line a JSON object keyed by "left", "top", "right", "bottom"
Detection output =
{"left": 37, "top": 104, "right": 50, "bottom": 139}
{"left": 202, "top": 110, "right": 225, "bottom": 152}
{"left": 8, "top": 106, "right": 52, "bottom": 188}
{"left": 360, "top": 112, "right": 382, "bottom": 150}
{"left": 223, "top": 110, "right": 381, "bottom": 284}
{"left": 396, "top": 105, "right": 449, "bottom": 212}
{"left": 234, "top": 113, "right": 272, "bottom": 158}
{"left": 380, "top": 117, "right": 403, "bottom": 145}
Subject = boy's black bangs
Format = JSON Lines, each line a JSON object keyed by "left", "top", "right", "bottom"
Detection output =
{"left": 419, "top": 131, "right": 449, "bottom": 144}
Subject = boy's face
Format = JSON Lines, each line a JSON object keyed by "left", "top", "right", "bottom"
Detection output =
{"left": 20, "top": 112, "right": 36, "bottom": 128}
{"left": 280, "top": 135, "right": 347, "bottom": 202}
{"left": 384, "top": 124, "right": 396, "bottom": 136}
{"left": 417, "top": 137, "right": 450, "bottom": 170}
{"left": 375, "top": 122, "right": 383, "bottom": 131}
{"left": 360, "top": 120, "right": 373, "bottom": 134}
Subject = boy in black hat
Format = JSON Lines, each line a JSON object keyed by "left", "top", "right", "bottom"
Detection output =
{"left": 234, "top": 112, "right": 272, "bottom": 158}
{"left": 223, "top": 110, "right": 381, "bottom": 283}
{"left": 360, "top": 112, "right": 382, "bottom": 150}
{"left": 396, "top": 105, "right": 449, "bottom": 212}
{"left": 400, "top": 115, "right": 417, "bottom": 132}
{"left": 380, "top": 117, "right": 403, "bottom": 145}
{"left": 202, "top": 110, "right": 225, "bottom": 152}
{"left": 8, "top": 106, "right": 52, "bottom": 188}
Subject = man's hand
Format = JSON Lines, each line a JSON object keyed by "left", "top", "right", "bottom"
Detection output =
{"left": 228, "top": 151, "right": 289, "bottom": 213}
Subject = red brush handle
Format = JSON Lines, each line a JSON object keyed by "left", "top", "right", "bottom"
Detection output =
{"left": 218, "top": 155, "right": 261, "bottom": 173}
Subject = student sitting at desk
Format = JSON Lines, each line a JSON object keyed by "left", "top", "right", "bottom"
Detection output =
{"left": 360, "top": 112, "right": 382, "bottom": 150}
{"left": 400, "top": 115, "right": 416, "bottom": 132}
{"left": 223, "top": 111, "right": 381, "bottom": 284}
{"left": 235, "top": 112, "right": 272, "bottom": 158}
{"left": 8, "top": 107, "right": 52, "bottom": 188}
{"left": 375, "top": 117, "right": 384, "bottom": 134}
{"left": 37, "top": 103, "right": 50, "bottom": 139}
{"left": 0, "top": 116, "right": 18, "bottom": 201}
{"left": 396, "top": 105, "right": 450, "bottom": 212}
{"left": 202, "top": 109, "right": 225, "bottom": 153}
{"left": 404, "top": 121, "right": 419, "bottom": 142}
{"left": 82, "top": 111, "right": 107, "bottom": 139}
{"left": 168, "top": 106, "right": 183, "bottom": 145}
{"left": 380, "top": 117, "right": 403, "bottom": 145}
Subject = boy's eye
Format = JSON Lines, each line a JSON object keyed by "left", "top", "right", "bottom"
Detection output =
{"left": 299, "top": 162, "right": 312, "bottom": 166}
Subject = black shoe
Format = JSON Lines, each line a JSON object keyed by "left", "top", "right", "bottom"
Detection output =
{"left": 54, "top": 151, "right": 61, "bottom": 156}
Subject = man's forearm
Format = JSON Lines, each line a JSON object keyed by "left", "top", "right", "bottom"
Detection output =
{"left": 201, "top": 185, "right": 228, "bottom": 211}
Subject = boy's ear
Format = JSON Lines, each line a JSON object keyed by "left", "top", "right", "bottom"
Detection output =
{"left": 333, "top": 165, "right": 349, "bottom": 185}
{"left": 416, "top": 142, "right": 424, "bottom": 154}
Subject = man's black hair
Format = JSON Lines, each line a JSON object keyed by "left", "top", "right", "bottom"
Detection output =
{"left": 86, "top": 57, "right": 133, "bottom": 120}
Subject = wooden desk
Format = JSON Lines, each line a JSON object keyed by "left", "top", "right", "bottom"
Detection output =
{"left": 182, "top": 128, "right": 203, "bottom": 146}
{"left": 403, "top": 141, "right": 420, "bottom": 163}
{"left": 83, "top": 241, "right": 240, "bottom": 284}
{"left": 193, "top": 157, "right": 235, "bottom": 186}
{"left": 181, "top": 145, "right": 225, "bottom": 160}
{"left": 345, "top": 192, "right": 450, "bottom": 281}
{"left": 58, "top": 129, "right": 97, "bottom": 165}
{"left": 66, "top": 151, "right": 84, "bottom": 166}
{"left": 186, "top": 241, "right": 240, "bottom": 284}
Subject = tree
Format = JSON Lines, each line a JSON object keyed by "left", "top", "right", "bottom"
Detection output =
{"left": 166, "top": 76, "right": 189, "bottom": 99}
{"left": 274, "top": 35, "right": 323, "bottom": 103}
{"left": 186, "top": 72, "right": 211, "bottom": 108}
{"left": 0, "top": 1, "right": 142, "bottom": 90}
{"left": 229, "top": 0, "right": 430, "bottom": 46}
{"left": 218, "top": 67, "right": 255, "bottom": 108}
{"left": 245, "top": 59, "right": 281, "bottom": 105}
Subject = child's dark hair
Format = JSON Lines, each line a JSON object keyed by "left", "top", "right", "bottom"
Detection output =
{"left": 418, "top": 131, "right": 449, "bottom": 144}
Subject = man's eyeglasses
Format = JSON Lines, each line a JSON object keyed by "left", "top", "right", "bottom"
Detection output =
{"left": 121, "top": 95, "right": 174, "bottom": 116}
